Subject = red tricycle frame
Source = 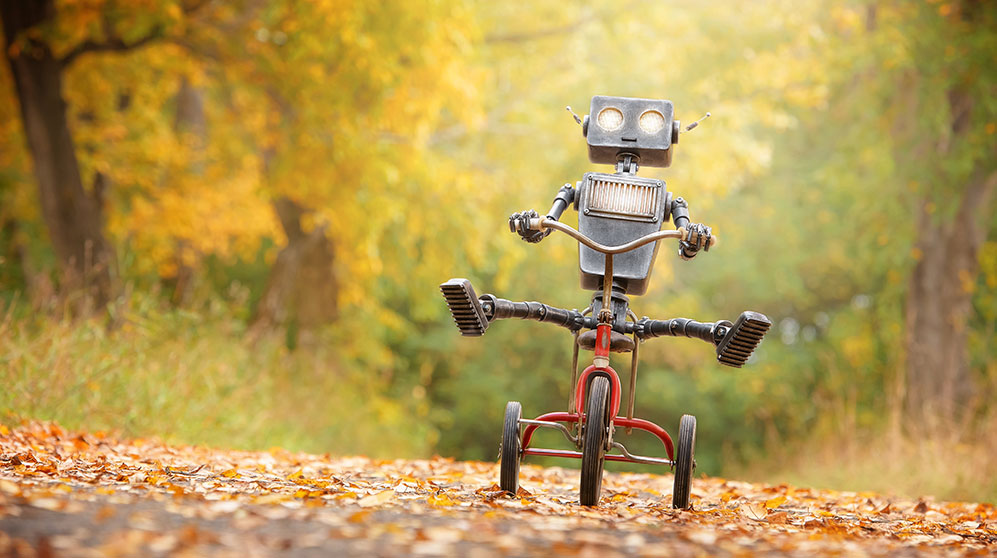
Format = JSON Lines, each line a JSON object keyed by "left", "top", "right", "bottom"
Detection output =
{"left": 519, "top": 323, "right": 676, "bottom": 467}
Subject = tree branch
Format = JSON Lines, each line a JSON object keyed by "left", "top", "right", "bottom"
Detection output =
{"left": 59, "top": 25, "right": 165, "bottom": 68}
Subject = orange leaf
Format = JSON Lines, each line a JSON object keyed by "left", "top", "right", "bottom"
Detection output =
{"left": 220, "top": 469, "right": 239, "bottom": 478}
{"left": 765, "top": 495, "right": 787, "bottom": 509}
{"left": 428, "top": 493, "right": 456, "bottom": 507}
{"left": 286, "top": 469, "right": 304, "bottom": 481}
{"left": 348, "top": 510, "right": 370, "bottom": 523}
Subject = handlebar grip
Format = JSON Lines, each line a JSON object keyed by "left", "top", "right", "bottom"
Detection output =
{"left": 678, "top": 227, "right": 718, "bottom": 249}
{"left": 638, "top": 318, "right": 716, "bottom": 343}
{"left": 481, "top": 295, "right": 583, "bottom": 331}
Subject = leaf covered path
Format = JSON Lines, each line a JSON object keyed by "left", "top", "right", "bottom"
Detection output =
{"left": 0, "top": 422, "right": 993, "bottom": 557}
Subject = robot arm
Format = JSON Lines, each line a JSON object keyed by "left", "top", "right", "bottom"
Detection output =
{"left": 669, "top": 196, "right": 712, "bottom": 260}
{"left": 509, "top": 183, "right": 576, "bottom": 243}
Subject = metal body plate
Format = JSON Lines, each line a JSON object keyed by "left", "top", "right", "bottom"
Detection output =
{"left": 576, "top": 172, "right": 668, "bottom": 295}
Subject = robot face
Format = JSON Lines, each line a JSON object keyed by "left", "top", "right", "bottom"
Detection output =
{"left": 584, "top": 96, "right": 678, "bottom": 168}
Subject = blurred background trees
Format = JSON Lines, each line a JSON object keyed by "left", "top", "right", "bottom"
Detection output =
{"left": 1, "top": 0, "right": 995, "bottom": 501}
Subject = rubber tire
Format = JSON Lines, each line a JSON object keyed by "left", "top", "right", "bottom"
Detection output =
{"left": 580, "top": 376, "right": 610, "bottom": 507}
{"left": 672, "top": 414, "right": 697, "bottom": 509}
{"left": 500, "top": 401, "right": 522, "bottom": 494}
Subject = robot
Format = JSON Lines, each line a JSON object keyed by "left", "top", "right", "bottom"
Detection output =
{"left": 440, "top": 95, "right": 771, "bottom": 508}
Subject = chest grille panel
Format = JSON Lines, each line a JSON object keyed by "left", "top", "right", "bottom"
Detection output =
{"left": 583, "top": 176, "right": 661, "bottom": 222}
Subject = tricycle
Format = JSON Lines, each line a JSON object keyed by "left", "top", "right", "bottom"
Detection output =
{"left": 441, "top": 95, "right": 770, "bottom": 508}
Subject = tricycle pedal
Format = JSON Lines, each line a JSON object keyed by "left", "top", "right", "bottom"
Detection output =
{"left": 716, "top": 311, "right": 771, "bottom": 367}
{"left": 440, "top": 278, "right": 489, "bottom": 336}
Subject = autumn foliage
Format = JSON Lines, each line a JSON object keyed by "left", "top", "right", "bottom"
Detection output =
{"left": 1, "top": 421, "right": 996, "bottom": 556}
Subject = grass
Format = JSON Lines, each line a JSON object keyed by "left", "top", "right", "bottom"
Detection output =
{"left": 735, "top": 413, "right": 997, "bottom": 504}
{"left": 0, "top": 293, "right": 432, "bottom": 458}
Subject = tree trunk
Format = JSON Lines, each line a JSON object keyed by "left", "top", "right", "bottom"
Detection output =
{"left": 1, "top": 0, "right": 114, "bottom": 310}
{"left": 250, "top": 197, "right": 338, "bottom": 344}
{"left": 167, "top": 75, "right": 208, "bottom": 305}
{"left": 903, "top": 86, "right": 997, "bottom": 426}
{"left": 899, "top": 0, "right": 996, "bottom": 427}
{"left": 904, "top": 173, "right": 995, "bottom": 426}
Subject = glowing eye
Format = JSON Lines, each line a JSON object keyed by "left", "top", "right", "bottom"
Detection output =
{"left": 639, "top": 110, "right": 665, "bottom": 134}
{"left": 596, "top": 107, "right": 624, "bottom": 131}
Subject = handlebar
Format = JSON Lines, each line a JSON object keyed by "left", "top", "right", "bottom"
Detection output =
{"left": 479, "top": 293, "right": 724, "bottom": 343}
{"left": 528, "top": 217, "right": 716, "bottom": 254}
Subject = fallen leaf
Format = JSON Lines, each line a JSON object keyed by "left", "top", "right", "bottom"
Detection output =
{"left": 286, "top": 469, "right": 304, "bottom": 481}
{"left": 357, "top": 489, "right": 395, "bottom": 508}
{"left": 765, "top": 495, "right": 787, "bottom": 509}
{"left": 427, "top": 493, "right": 456, "bottom": 507}
{"left": 741, "top": 502, "right": 768, "bottom": 520}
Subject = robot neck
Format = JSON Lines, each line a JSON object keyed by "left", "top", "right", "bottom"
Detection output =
{"left": 615, "top": 153, "right": 639, "bottom": 175}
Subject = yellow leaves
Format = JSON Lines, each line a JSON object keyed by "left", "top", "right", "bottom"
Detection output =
{"left": 286, "top": 469, "right": 304, "bottom": 481}
{"left": 841, "top": 335, "right": 873, "bottom": 368}
{"left": 427, "top": 493, "right": 456, "bottom": 507}
{"left": 165, "top": 3, "right": 182, "bottom": 21}
{"left": 253, "top": 493, "right": 288, "bottom": 505}
{"left": 765, "top": 495, "right": 787, "bottom": 509}
{"left": 2, "top": 420, "right": 996, "bottom": 555}
{"left": 221, "top": 469, "right": 239, "bottom": 478}
{"left": 357, "top": 489, "right": 395, "bottom": 508}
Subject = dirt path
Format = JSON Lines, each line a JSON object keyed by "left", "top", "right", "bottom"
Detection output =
{"left": 0, "top": 421, "right": 993, "bottom": 557}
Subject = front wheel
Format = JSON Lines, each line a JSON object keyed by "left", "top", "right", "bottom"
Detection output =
{"left": 500, "top": 401, "right": 522, "bottom": 494}
{"left": 580, "top": 376, "right": 610, "bottom": 506}
{"left": 672, "top": 414, "right": 696, "bottom": 509}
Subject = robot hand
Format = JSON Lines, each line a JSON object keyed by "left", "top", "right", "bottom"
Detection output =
{"left": 509, "top": 209, "right": 550, "bottom": 243}
{"left": 679, "top": 222, "right": 712, "bottom": 260}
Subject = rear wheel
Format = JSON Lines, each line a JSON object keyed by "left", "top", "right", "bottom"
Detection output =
{"left": 500, "top": 401, "right": 522, "bottom": 494}
{"left": 672, "top": 414, "right": 696, "bottom": 509}
{"left": 580, "top": 376, "right": 610, "bottom": 506}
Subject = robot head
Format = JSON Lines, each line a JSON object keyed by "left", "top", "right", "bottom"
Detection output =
{"left": 582, "top": 96, "right": 679, "bottom": 168}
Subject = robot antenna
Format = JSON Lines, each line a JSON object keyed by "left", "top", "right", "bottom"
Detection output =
{"left": 681, "top": 112, "right": 711, "bottom": 133}
{"left": 566, "top": 106, "right": 583, "bottom": 126}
